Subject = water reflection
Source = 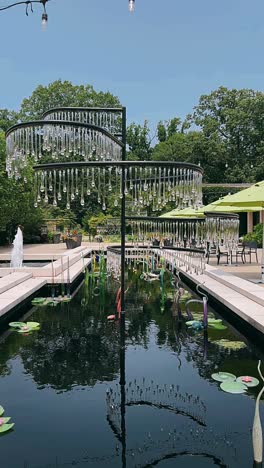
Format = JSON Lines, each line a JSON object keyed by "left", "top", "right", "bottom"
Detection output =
{"left": 0, "top": 269, "right": 263, "bottom": 468}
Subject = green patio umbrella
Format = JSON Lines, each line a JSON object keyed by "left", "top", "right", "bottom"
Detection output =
{"left": 203, "top": 203, "right": 260, "bottom": 213}
{"left": 160, "top": 207, "right": 205, "bottom": 218}
{"left": 216, "top": 180, "right": 264, "bottom": 281}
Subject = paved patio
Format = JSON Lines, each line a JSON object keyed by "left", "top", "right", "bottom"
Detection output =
{"left": 0, "top": 241, "right": 116, "bottom": 260}
{"left": 208, "top": 248, "right": 263, "bottom": 284}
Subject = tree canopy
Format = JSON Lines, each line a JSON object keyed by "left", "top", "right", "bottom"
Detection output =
{"left": 19, "top": 79, "right": 121, "bottom": 120}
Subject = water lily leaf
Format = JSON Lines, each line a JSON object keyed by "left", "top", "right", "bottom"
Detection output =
{"left": 31, "top": 298, "right": 46, "bottom": 304}
{"left": 208, "top": 323, "right": 227, "bottom": 330}
{"left": 1, "top": 417, "right": 11, "bottom": 424}
{"left": 212, "top": 339, "right": 247, "bottom": 350}
{"left": 26, "top": 322, "right": 40, "bottom": 329}
{"left": 220, "top": 381, "right": 247, "bottom": 394}
{"left": 179, "top": 293, "right": 192, "bottom": 302}
{"left": 237, "top": 376, "right": 259, "bottom": 387}
{"left": 17, "top": 329, "right": 32, "bottom": 334}
{"left": 47, "top": 301, "right": 59, "bottom": 307}
{"left": 208, "top": 318, "right": 222, "bottom": 324}
{"left": 9, "top": 322, "right": 26, "bottom": 329}
{"left": 0, "top": 423, "right": 14, "bottom": 433}
{"left": 212, "top": 372, "right": 236, "bottom": 382}
{"left": 0, "top": 406, "right": 4, "bottom": 416}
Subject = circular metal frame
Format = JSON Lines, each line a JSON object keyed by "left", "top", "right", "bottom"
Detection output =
{"left": 5, "top": 119, "right": 124, "bottom": 147}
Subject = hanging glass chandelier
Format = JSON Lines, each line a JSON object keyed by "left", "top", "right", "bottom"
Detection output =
{"left": 126, "top": 213, "right": 239, "bottom": 250}
{"left": 5, "top": 109, "right": 203, "bottom": 214}
{"left": 5, "top": 107, "right": 239, "bottom": 254}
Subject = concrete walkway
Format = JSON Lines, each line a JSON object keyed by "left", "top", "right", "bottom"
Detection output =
{"left": 0, "top": 244, "right": 92, "bottom": 319}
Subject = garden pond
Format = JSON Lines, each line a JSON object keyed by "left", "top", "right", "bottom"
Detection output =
{"left": 0, "top": 268, "right": 263, "bottom": 467}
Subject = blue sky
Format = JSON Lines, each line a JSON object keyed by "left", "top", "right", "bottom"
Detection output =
{"left": 0, "top": 0, "right": 263, "bottom": 133}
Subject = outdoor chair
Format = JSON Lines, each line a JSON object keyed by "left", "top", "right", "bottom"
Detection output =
{"left": 217, "top": 246, "right": 231, "bottom": 265}
{"left": 206, "top": 244, "right": 218, "bottom": 264}
{"left": 230, "top": 243, "right": 245, "bottom": 265}
{"left": 242, "top": 241, "right": 258, "bottom": 263}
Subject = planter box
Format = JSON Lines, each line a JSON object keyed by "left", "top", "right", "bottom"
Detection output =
{"left": 152, "top": 239, "right": 160, "bottom": 247}
{"left": 66, "top": 234, "right": 82, "bottom": 249}
{"left": 164, "top": 239, "right": 173, "bottom": 247}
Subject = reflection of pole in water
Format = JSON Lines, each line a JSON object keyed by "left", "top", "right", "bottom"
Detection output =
{"left": 253, "top": 360, "right": 264, "bottom": 466}
{"left": 120, "top": 330, "right": 126, "bottom": 468}
{"left": 203, "top": 329, "right": 208, "bottom": 360}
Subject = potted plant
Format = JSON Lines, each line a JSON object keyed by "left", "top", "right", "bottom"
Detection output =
{"left": 152, "top": 238, "right": 160, "bottom": 247}
{"left": 163, "top": 238, "right": 173, "bottom": 247}
{"left": 63, "top": 229, "right": 83, "bottom": 249}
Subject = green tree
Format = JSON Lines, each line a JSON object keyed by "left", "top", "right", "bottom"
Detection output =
{"left": 19, "top": 79, "right": 121, "bottom": 120}
{"left": 0, "top": 109, "right": 19, "bottom": 132}
{"left": 157, "top": 117, "right": 182, "bottom": 143}
{"left": 189, "top": 86, "right": 264, "bottom": 182}
{"left": 0, "top": 132, "right": 43, "bottom": 244}
{"left": 152, "top": 130, "right": 227, "bottom": 183}
{"left": 126, "top": 121, "right": 153, "bottom": 160}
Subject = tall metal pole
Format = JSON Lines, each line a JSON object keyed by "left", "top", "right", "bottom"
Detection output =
{"left": 120, "top": 106, "right": 127, "bottom": 468}
{"left": 120, "top": 106, "right": 127, "bottom": 317}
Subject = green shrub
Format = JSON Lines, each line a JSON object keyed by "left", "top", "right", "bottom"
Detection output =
{"left": 244, "top": 223, "right": 263, "bottom": 247}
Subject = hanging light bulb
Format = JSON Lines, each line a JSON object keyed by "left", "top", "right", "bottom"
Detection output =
{"left": 41, "top": 12, "right": 48, "bottom": 31}
{"left": 128, "top": 0, "right": 135, "bottom": 12}
{"left": 41, "top": 0, "right": 48, "bottom": 31}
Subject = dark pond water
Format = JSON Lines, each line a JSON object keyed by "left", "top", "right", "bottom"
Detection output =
{"left": 0, "top": 268, "right": 263, "bottom": 468}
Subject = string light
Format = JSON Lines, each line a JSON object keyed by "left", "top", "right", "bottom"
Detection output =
{"left": 0, "top": 0, "right": 135, "bottom": 28}
{"left": 128, "top": 0, "right": 135, "bottom": 12}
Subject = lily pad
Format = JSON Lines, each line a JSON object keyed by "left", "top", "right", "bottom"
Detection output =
{"left": 208, "top": 318, "right": 222, "bottom": 324}
{"left": 0, "top": 406, "right": 4, "bottom": 416}
{"left": 179, "top": 293, "right": 192, "bottom": 302}
{"left": 0, "top": 423, "right": 14, "bottom": 433}
{"left": 46, "top": 301, "right": 59, "bottom": 307}
{"left": 0, "top": 417, "right": 11, "bottom": 424}
{"left": 26, "top": 322, "right": 40, "bottom": 329}
{"left": 208, "top": 323, "right": 227, "bottom": 330}
{"left": 212, "top": 372, "right": 236, "bottom": 382}
{"left": 212, "top": 339, "right": 247, "bottom": 351}
{"left": 237, "top": 376, "right": 259, "bottom": 388}
{"left": 31, "top": 297, "right": 46, "bottom": 304}
{"left": 220, "top": 381, "right": 247, "bottom": 394}
{"left": 9, "top": 322, "right": 26, "bottom": 329}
